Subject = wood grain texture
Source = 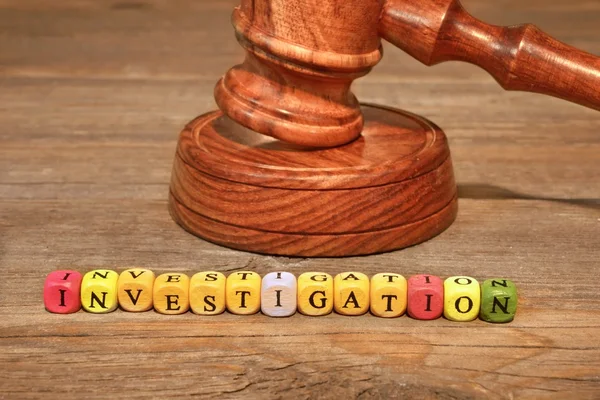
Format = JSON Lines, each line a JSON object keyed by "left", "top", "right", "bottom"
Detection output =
{"left": 215, "top": 0, "right": 384, "bottom": 147}
{"left": 380, "top": 0, "right": 600, "bottom": 110}
{"left": 169, "top": 104, "right": 457, "bottom": 256}
{"left": 218, "top": 0, "right": 599, "bottom": 148}
{"left": 1, "top": 0, "right": 599, "bottom": 398}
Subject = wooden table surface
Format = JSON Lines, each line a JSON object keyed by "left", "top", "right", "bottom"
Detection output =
{"left": 1, "top": 0, "right": 599, "bottom": 398}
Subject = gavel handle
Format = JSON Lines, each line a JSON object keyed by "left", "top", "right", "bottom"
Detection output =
{"left": 379, "top": 0, "right": 600, "bottom": 111}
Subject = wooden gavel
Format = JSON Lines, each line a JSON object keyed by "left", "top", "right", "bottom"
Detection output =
{"left": 215, "top": 0, "right": 600, "bottom": 148}
{"left": 169, "top": 0, "right": 598, "bottom": 257}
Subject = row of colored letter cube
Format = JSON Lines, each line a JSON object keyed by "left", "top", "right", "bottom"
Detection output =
{"left": 44, "top": 270, "right": 517, "bottom": 323}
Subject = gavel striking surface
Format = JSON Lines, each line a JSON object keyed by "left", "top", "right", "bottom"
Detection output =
{"left": 169, "top": 104, "right": 457, "bottom": 256}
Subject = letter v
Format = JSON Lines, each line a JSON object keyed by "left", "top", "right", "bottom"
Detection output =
{"left": 128, "top": 270, "right": 145, "bottom": 279}
{"left": 124, "top": 289, "right": 143, "bottom": 305}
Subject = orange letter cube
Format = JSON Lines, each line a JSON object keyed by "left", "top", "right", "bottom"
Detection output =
{"left": 153, "top": 273, "right": 190, "bottom": 315}
{"left": 297, "top": 272, "right": 334, "bottom": 316}
{"left": 117, "top": 268, "right": 155, "bottom": 312}
{"left": 370, "top": 273, "right": 407, "bottom": 318}
{"left": 190, "top": 271, "right": 226, "bottom": 315}
{"left": 226, "top": 271, "right": 261, "bottom": 315}
{"left": 334, "top": 272, "right": 370, "bottom": 316}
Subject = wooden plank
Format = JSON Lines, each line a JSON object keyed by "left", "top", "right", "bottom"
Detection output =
{"left": 1, "top": 79, "right": 599, "bottom": 200}
{"left": 2, "top": 78, "right": 599, "bottom": 145}
{"left": 1, "top": 199, "right": 598, "bottom": 299}
{"left": 2, "top": 140, "right": 599, "bottom": 199}
{"left": 1, "top": 0, "right": 597, "bottom": 83}
{"left": 0, "top": 0, "right": 599, "bottom": 397}
{"left": 2, "top": 148, "right": 599, "bottom": 201}
{"left": 0, "top": 0, "right": 242, "bottom": 80}
{"left": 1, "top": 199, "right": 600, "bottom": 398}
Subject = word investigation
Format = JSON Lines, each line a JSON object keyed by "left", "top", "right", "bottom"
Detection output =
{"left": 43, "top": 270, "right": 518, "bottom": 323}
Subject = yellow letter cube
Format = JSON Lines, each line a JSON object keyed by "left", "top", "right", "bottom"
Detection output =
{"left": 297, "top": 272, "right": 333, "bottom": 316}
{"left": 153, "top": 273, "right": 190, "bottom": 315}
{"left": 190, "top": 271, "right": 226, "bottom": 315}
{"left": 117, "top": 268, "right": 155, "bottom": 312}
{"left": 81, "top": 269, "right": 118, "bottom": 313}
{"left": 334, "top": 272, "right": 369, "bottom": 316}
{"left": 444, "top": 276, "right": 480, "bottom": 322}
{"left": 370, "top": 273, "right": 407, "bottom": 318}
{"left": 226, "top": 271, "right": 261, "bottom": 315}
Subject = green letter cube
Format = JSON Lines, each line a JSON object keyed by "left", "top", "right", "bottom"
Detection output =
{"left": 480, "top": 279, "right": 517, "bottom": 323}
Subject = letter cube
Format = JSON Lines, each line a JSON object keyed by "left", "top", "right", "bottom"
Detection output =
{"left": 226, "top": 271, "right": 261, "bottom": 315}
{"left": 407, "top": 275, "right": 443, "bottom": 320}
{"left": 334, "top": 272, "right": 369, "bottom": 316}
{"left": 190, "top": 271, "right": 226, "bottom": 315}
{"left": 480, "top": 279, "right": 518, "bottom": 323}
{"left": 117, "top": 268, "right": 155, "bottom": 312}
{"left": 370, "top": 273, "right": 407, "bottom": 318}
{"left": 444, "top": 276, "right": 480, "bottom": 322}
{"left": 44, "top": 270, "right": 83, "bottom": 314}
{"left": 153, "top": 273, "right": 190, "bottom": 315}
{"left": 81, "top": 269, "right": 119, "bottom": 313}
{"left": 261, "top": 272, "right": 297, "bottom": 317}
{"left": 297, "top": 272, "right": 333, "bottom": 316}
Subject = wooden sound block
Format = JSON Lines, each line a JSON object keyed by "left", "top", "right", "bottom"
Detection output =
{"left": 169, "top": 104, "right": 458, "bottom": 257}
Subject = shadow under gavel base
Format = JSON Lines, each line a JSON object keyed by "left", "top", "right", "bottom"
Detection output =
{"left": 168, "top": 104, "right": 458, "bottom": 257}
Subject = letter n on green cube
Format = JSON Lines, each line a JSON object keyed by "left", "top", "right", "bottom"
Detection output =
{"left": 480, "top": 279, "right": 517, "bottom": 323}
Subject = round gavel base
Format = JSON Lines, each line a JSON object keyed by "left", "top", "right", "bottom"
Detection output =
{"left": 168, "top": 104, "right": 458, "bottom": 257}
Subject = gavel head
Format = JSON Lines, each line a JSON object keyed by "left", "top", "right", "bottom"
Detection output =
{"left": 214, "top": 0, "right": 384, "bottom": 148}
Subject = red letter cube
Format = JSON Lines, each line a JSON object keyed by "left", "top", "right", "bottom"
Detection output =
{"left": 407, "top": 274, "right": 443, "bottom": 320}
{"left": 44, "top": 270, "right": 83, "bottom": 314}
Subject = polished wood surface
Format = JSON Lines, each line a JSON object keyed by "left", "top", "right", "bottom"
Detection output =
{"left": 183, "top": 0, "right": 599, "bottom": 255}
{"left": 381, "top": 0, "right": 600, "bottom": 111}
{"left": 169, "top": 105, "right": 457, "bottom": 256}
{"left": 1, "top": 0, "right": 600, "bottom": 398}
{"left": 219, "top": 0, "right": 600, "bottom": 149}
{"left": 215, "top": 0, "right": 383, "bottom": 148}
